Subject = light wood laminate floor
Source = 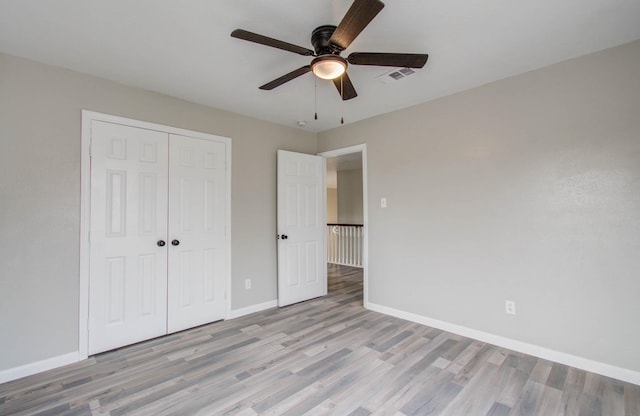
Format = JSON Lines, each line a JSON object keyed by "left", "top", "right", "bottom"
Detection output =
{"left": 1, "top": 264, "right": 638, "bottom": 415}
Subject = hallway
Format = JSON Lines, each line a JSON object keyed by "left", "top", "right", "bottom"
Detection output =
{"left": 327, "top": 263, "right": 363, "bottom": 305}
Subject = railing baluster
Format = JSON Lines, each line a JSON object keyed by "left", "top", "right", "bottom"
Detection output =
{"left": 326, "top": 224, "right": 363, "bottom": 268}
{"left": 350, "top": 226, "right": 354, "bottom": 266}
{"left": 339, "top": 226, "right": 344, "bottom": 265}
{"left": 348, "top": 226, "right": 352, "bottom": 265}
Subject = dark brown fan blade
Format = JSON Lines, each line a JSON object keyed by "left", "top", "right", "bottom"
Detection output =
{"left": 332, "top": 72, "right": 358, "bottom": 100}
{"left": 348, "top": 52, "right": 428, "bottom": 68}
{"left": 231, "top": 29, "right": 315, "bottom": 56}
{"left": 259, "top": 66, "right": 312, "bottom": 90}
{"left": 329, "top": 0, "right": 385, "bottom": 50}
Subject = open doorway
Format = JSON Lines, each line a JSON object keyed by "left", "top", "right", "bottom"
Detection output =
{"left": 319, "top": 145, "right": 368, "bottom": 307}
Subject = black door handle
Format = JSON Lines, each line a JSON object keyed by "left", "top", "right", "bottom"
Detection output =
{"left": 157, "top": 240, "right": 166, "bottom": 247}
{"left": 281, "top": 234, "right": 288, "bottom": 240}
{"left": 171, "top": 239, "right": 180, "bottom": 246}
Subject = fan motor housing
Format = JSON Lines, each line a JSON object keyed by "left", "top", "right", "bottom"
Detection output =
{"left": 311, "top": 25, "right": 341, "bottom": 55}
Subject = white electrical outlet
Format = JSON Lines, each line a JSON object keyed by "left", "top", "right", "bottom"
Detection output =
{"left": 505, "top": 300, "right": 516, "bottom": 315}
{"left": 381, "top": 197, "right": 387, "bottom": 208}
{"left": 245, "top": 278, "right": 252, "bottom": 290}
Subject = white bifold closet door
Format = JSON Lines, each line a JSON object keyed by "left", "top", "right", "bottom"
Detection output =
{"left": 88, "top": 121, "right": 227, "bottom": 355}
{"left": 167, "top": 134, "right": 227, "bottom": 333}
{"left": 89, "top": 121, "right": 169, "bottom": 354}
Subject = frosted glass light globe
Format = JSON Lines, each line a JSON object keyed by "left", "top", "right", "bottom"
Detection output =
{"left": 311, "top": 56, "right": 347, "bottom": 80}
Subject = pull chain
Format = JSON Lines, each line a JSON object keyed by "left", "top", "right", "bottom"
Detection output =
{"left": 340, "top": 75, "right": 344, "bottom": 124}
{"left": 314, "top": 76, "right": 318, "bottom": 120}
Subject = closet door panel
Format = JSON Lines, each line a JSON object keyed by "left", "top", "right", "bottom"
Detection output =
{"left": 167, "top": 134, "right": 227, "bottom": 333}
{"left": 89, "top": 121, "right": 169, "bottom": 355}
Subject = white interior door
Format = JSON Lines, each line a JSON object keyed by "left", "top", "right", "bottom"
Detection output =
{"left": 167, "top": 134, "right": 227, "bottom": 333}
{"left": 277, "top": 150, "right": 326, "bottom": 307}
{"left": 89, "top": 121, "right": 169, "bottom": 355}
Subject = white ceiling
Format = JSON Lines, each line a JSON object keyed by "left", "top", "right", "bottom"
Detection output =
{"left": 1, "top": 0, "right": 639, "bottom": 133}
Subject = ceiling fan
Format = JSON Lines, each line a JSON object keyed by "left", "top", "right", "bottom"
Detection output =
{"left": 231, "top": 0, "right": 429, "bottom": 101}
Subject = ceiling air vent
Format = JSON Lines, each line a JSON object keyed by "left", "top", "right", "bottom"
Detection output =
{"left": 376, "top": 67, "right": 416, "bottom": 84}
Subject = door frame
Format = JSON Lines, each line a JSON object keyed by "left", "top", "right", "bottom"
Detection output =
{"left": 318, "top": 144, "right": 369, "bottom": 307}
{"left": 79, "top": 110, "right": 232, "bottom": 359}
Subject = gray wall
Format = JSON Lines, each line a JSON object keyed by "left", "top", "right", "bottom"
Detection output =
{"left": 318, "top": 40, "right": 640, "bottom": 372}
{"left": 327, "top": 188, "right": 338, "bottom": 223}
{"left": 337, "top": 169, "right": 363, "bottom": 224}
{"left": 0, "top": 53, "right": 316, "bottom": 371}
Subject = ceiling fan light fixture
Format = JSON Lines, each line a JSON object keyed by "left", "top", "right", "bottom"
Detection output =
{"left": 311, "top": 55, "right": 347, "bottom": 80}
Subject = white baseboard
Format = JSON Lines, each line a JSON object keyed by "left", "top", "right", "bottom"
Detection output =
{"left": 328, "top": 261, "right": 364, "bottom": 269}
{"left": 1, "top": 300, "right": 278, "bottom": 384}
{"left": 367, "top": 302, "right": 640, "bottom": 386}
{"left": 228, "top": 300, "right": 278, "bottom": 319}
{"left": 0, "top": 351, "right": 80, "bottom": 384}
